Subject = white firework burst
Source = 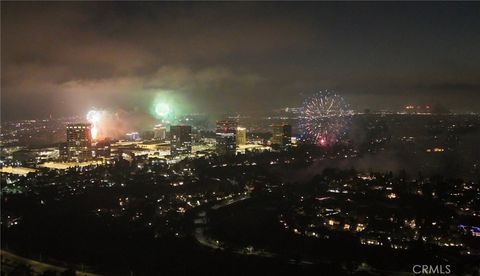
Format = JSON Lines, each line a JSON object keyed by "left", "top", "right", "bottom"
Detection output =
{"left": 299, "top": 90, "right": 351, "bottom": 146}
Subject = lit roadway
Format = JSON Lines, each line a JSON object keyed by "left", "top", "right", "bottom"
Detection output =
{"left": 193, "top": 194, "right": 251, "bottom": 250}
{"left": 190, "top": 193, "right": 413, "bottom": 275}
{"left": 0, "top": 250, "right": 100, "bottom": 276}
{"left": 192, "top": 193, "right": 277, "bottom": 257}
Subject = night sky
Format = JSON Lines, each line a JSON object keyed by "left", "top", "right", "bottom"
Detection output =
{"left": 2, "top": 2, "right": 480, "bottom": 120}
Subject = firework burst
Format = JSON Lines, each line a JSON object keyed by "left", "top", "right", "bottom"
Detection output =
{"left": 86, "top": 110, "right": 102, "bottom": 140}
{"left": 299, "top": 90, "right": 352, "bottom": 146}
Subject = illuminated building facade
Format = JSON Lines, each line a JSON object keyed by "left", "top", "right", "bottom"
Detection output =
{"left": 154, "top": 124, "right": 167, "bottom": 141}
{"left": 216, "top": 120, "right": 237, "bottom": 155}
{"left": 272, "top": 124, "right": 292, "bottom": 147}
{"left": 236, "top": 127, "right": 247, "bottom": 146}
{"left": 170, "top": 125, "right": 192, "bottom": 156}
{"left": 126, "top": 132, "right": 140, "bottom": 141}
{"left": 61, "top": 123, "right": 92, "bottom": 161}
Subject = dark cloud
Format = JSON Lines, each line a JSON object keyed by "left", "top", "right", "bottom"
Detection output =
{"left": 2, "top": 2, "right": 480, "bottom": 120}
{"left": 416, "top": 82, "right": 480, "bottom": 93}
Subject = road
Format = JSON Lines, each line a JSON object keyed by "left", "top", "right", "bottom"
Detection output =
{"left": 192, "top": 194, "right": 277, "bottom": 258}
{"left": 0, "top": 250, "right": 100, "bottom": 276}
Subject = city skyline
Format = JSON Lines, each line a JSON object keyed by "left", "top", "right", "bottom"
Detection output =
{"left": 1, "top": 2, "right": 480, "bottom": 275}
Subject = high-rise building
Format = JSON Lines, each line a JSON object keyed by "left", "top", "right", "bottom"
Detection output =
{"left": 62, "top": 123, "right": 92, "bottom": 161}
{"left": 216, "top": 120, "right": 237, "bottom": 155}
{"left": 272, "top": 124, "right": 292, "bottom": 147}
{"left": 59, "top": 143, "right": 69, "bottom": 160}
{"left": 154, "top": 124, "right": 167, "bottom": 141}
{"left": 236, "top": 127, "right": 247, "bottom": 146}
{"left": 170, "top": 125, "right": 192, "bottom": 156}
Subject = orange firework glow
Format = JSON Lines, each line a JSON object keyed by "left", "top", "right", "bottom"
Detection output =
{"left": 91, "top": 125, "right": 98, "bottom": 140}
{"left": 87, "top": 110, "right": 101, "bottom": 140}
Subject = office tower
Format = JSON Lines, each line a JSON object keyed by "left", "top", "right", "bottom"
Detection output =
{"left": 236, "top": 127, "right": 247, "bottom": 146}
{"left": 59, "top": 143, "right": 69, "bottom": 161}
{"left": 154, "top": 124, "right": 167, "bottom": 141}
{"left": 272, "top": 124, "right": 292, "bottom": 147}
{"left": 63, "top": 123, "right": 92, "bottom": 161}
{"left": 170, "top": 125, "right": 192, "bottom": 156}
{"left": 216, "top": 120, "right": 237, "bottom": 155}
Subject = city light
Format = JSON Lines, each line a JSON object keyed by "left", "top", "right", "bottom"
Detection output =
{"left": 2, "top": 3, "right": 479, "bottom": 275}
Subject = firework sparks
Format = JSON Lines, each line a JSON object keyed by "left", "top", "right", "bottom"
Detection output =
{"left": 299, "top": 90, "right": 351, "bottom": 146}
{"left": 86, "top": 110, "right": 102, "bottom": 140}
{"left": 154, "top": 102, "right": 170, "bottom": 117}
